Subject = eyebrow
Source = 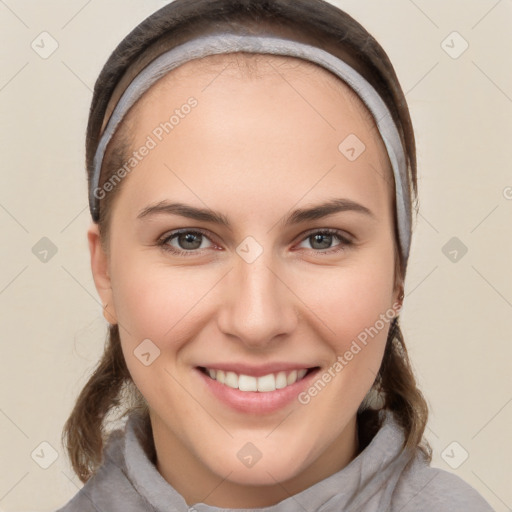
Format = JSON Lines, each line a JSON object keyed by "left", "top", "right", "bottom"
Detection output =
{"left": 136, "top": 198, "right": 376, "bottom": 228}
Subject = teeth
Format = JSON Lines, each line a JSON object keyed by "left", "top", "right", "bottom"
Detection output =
{"left": 238, "top": 374, "right": 258, "bottom": 391}
{"left": 203, "top": 367, "right": 311, "bottom": 392}
{"left": 275, "top": 371, "right": 288, "bottom": 389}
{"left": 224, "top": 371, "right": 238, "bottom": 389}
{"left": 287, "top": 370, "right": 298, "bottom": 385}
{"left": 257, "top": 373, "right": 275, "bottom": 392}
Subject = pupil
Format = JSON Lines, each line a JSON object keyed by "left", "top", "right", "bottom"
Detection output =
{"left": 180, "top": 233, "right": 201, "bottom": 250}
{"left": 312, "top": 234, "right": 331, "bottom": 250}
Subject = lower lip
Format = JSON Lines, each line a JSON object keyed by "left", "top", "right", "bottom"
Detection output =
{"left": 195, "top": 367, "right": 320, "bottom": 414}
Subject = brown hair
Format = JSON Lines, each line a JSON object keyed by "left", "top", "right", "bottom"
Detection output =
{"left": 63, "top": 0, "right": 430, "bottom": 483}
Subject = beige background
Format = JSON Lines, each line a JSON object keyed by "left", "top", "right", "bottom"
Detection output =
{"left": 0, "top": 0, "right": 511, "bottom": 510}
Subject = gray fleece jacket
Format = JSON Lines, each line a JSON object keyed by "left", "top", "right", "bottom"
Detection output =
{"left": 55, "top": 410, "right": 495, "bottom": 511}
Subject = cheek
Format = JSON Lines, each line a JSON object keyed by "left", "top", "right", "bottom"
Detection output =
{"left": 293, "top": 253, "right": 396, "bottom": 405}
{"left": 109, "top": 259, "right": 214, "bottom": 409}
{"left": 110, "top": 254, "right": 217, "bottom": 347}
{"left": 297, "top": 255, "right": 395, "bottom": 343}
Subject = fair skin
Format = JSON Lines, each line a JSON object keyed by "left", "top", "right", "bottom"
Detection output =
{"left": 88, "top": 54, "right": 403, "bottom": 508}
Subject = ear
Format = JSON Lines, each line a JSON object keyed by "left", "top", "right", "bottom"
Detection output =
{"left": 391, "top": 280, "right": 405, "bottom": 317}
{"left": 87, "top": 223, "right": 118, "bottom": 325}
{"left": 391, "top": 244, "right": 404, "bottom": 316}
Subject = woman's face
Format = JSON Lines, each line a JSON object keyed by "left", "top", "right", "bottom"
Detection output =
{"left": 89, "top": 54, "right": 403, "bottom": 507}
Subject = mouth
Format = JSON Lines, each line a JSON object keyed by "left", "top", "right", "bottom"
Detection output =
{"left": 195, "top": 365, "right": 321, "bottom": 414}
{"left": 197, "top": 366, "right": 319, "bottom": 392}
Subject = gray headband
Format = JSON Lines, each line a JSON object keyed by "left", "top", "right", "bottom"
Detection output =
{"left": 90, "top": 32, "right": 411, "bottom": 263}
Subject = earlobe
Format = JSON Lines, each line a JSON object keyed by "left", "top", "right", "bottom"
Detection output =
{"left": 393, "top": 285, "right": 405, "bottom": 316}
{"left": 87, "top": 223, "right": 118, "bottom": 325}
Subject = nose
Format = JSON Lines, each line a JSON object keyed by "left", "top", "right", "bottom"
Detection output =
{"left": 216, "top": 251, "right": 298, "bottom": 350}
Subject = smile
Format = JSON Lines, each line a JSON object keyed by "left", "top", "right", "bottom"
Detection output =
{"left": 196, "top": 365, "right": 321, "bottom": 414}
{"left": 199, "top": 366, "right": 314, "bottom": 392}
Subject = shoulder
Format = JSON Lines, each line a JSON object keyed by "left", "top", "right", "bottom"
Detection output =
{"left": 391, "top": 452, "right": 495, "bottom": 512}
{"left": 55, "top": 428, "right": 151, "bottom": 512}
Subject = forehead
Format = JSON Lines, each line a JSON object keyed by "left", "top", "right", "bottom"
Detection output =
{"left": 116, "top": 51, "right": 394, "bottom": 212}
{"left": 133, "top": 52, "right": 377, "bottom": 128}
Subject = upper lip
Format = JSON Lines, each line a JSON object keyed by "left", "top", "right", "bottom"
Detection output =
{"left": 197, "top": 362, "right": 318, "bottom": 377}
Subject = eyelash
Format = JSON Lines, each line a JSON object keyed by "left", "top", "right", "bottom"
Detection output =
{"left": 157, "top": 228, "right": 353, "bottom": 257}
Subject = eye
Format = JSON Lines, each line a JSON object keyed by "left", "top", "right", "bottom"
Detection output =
{"left": 157, "top": 227, "right": 353, "bottom": 257}
{"left": 158, "top": 229, "right": 216, "bottom": 256}
{"left": 296, "top": 229, "right": 353, "bottom": 255}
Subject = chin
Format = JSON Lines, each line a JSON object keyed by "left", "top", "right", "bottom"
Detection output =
{"left": 206, "top": 434, "right": 316, "bottom": 485}
{"left": 212, "top": 455, "right": 305, "bottom": 486}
